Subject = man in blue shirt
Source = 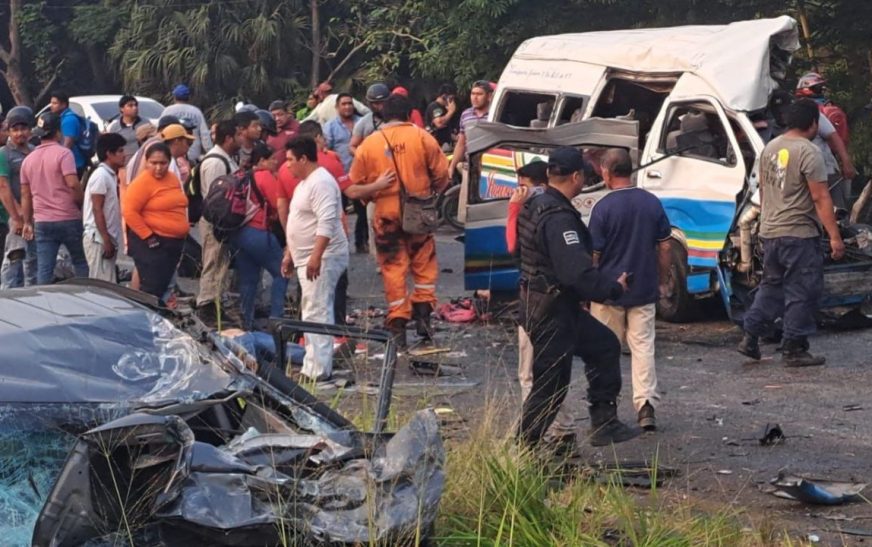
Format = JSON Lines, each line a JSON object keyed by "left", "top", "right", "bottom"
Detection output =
{"left": 324, "top": 93, "right": 367, "bottom": 252}
{"left": 49, "top": 91, "right": 87, "bottom": 176}
{"left": 588, "top": 148, "right": 672, "bottom": 432}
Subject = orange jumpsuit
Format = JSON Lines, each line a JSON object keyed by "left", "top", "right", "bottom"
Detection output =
{"left": 349, "top": 122, "right": 450, "bottom": 321}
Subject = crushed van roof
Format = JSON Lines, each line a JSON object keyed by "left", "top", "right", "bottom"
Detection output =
{"left": 510, "top": 16, "right": 799, "bottom": 112}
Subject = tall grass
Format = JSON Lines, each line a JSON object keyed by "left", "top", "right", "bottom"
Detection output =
{"left": 433, "top": 403, "right": 801, "bottom": 547}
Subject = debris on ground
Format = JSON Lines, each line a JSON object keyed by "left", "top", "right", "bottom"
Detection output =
{"left": 435, "top": 299, "right": 478, "bottom": 323}
{"left": 759, "top": 423, "right": 786, "bottom": 446}
{"left": 767, "top": 472, "right": 867, "bottom": 505}
{"left": 410, "top": 359, "right": 464, "bottom": 377}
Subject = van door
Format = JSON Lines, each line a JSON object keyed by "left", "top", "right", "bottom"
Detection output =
{"left": 639, "top": 97, "right": 746, "bottom": 269}
{"left": 462, "top": 119, "right": 639, "bottom": 292}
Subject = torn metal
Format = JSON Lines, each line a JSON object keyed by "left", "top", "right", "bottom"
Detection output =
{"left": 0, "top": 283, "right": 444, "bottom": 545}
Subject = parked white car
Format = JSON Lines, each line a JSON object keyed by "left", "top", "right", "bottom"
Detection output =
{"left": 37, "top": 95, "right": 165, "bottom": 131}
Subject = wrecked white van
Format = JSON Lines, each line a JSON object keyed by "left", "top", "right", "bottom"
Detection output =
{"left": 462, "top": 16, "right": 872, "bottom": 321}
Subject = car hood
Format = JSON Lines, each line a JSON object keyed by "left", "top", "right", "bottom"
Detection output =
{"left": 0, "top": 284, "right": 232, "bottom": 406}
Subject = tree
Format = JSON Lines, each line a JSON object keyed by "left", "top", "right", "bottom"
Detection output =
{"left": 0, "top": 0, "right": 30, "bottom": 105}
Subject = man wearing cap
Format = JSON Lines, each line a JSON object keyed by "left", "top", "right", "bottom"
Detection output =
{"left": 0, "top": 106, "right": 37, "bottom": 288}
{"left": 348, "top": 82, "right": 391, "bottom": 154}
{"left": 82, "top": 133, "right": 127, "bottom": 282}
{"left": 448, "top": 80, "right": 493, "bottom": 176}
{"left": 106, "top": 95, "right": 148, "bottom": 162}
{"left": 20, "top": 111, "right": 89, "bottom": 285}
{"left": 517, "top": 146, "right": 638, "bottom": 448}
{"left": 391, "top": 87, "right": 425, "bottom": 128}
{"left": 162, "top": 84, "right": 212, "bottom": 162}
{"left": 425, "top": 84, "right": 458, "bottom": 150}
{"left": 588, "top": 148, "right": 672, "bottom": 432}
{"left": 267, "top": 100, "right": 300, "bottom": 164}
{"left": 507, "top": 159, "right": 576, "bottom": 446}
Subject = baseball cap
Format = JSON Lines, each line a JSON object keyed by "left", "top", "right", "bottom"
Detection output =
{"left": 172, "top": 84, "right": 191, "bottom": 100}
{"left": 392, "top": 86, "right": 409, "bottom": 97}
{"left": 268, "top": 99, "right": 287, "bottom": 111}
{"left": 160, "top": 124, "right": 194, "bottom": 142}
{"left": 33, "top": 111, "right": 61, "bottom": 138}
{"left": 135, "top": 122, "right": 157, "bottom": 143}
{"left": 157, "top": 115, "right": 181, "bottom": 131}
{"left": 6, "top": 106, "right": 34, "bottom": 128}
{"left": 547, "top": 146, "right": 589, "bottom": 175}
{"left": 516, "top": 159, "right": 548, "bottom": 181}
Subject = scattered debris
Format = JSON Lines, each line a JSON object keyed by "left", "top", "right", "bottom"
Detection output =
{"left": 435, "top": 299, "right": 478, "bottom": 323}
{"left": 843, "top": 404, "right": 863, "bottom": 412}
{"left": 440, "top": 267, "right": 454, "bottom": 273}
{"left": 717, "top": 469, "right": 733, "bottom": 475}
{"left": 741, "top": 399, "right": 761, "bottom": 406}
{"left": 409, "top": 360, "right": 464, "bottom": 377}
{"left": 759, "top": 423, "right": 785, "bottom": 446}
{"left": 769, "top": 472, "right": 867, "bottom": 505}
{"left": 807, "top": 533, "right": 821, "bottom": 543}
{"left": 590, "top": 461, "right": 680, "bottom": 489}
{"left": 408, "top": 346, "right": 451, "bottom": 357}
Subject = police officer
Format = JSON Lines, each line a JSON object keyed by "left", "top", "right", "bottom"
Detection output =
{"left": 517, "top": 146, "right": 640, "bottom": 447}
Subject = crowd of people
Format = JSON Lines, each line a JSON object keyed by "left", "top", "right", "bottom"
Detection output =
{"left": 0, "top": 79, "right": 489, "bottom": 386}
{"left": 0, "top": 70, "right": 860, "bottom": 449}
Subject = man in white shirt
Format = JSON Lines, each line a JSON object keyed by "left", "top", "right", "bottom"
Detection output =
{"left": 83, "top": 133, "right": 126, "bottom": 282}
{"left": 281, "top": 136, "right": 349, "bottom": 382}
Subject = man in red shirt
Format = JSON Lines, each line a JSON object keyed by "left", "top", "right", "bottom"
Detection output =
{"left": 267, "top": 100, "right": 300, "bottom": 164}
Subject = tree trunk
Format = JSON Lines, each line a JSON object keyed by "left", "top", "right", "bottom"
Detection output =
{"left": 1, "top": 0, "right": 34, "bottom": 106}
{"left": 310, "top": 0, "right": 321, "bottom": 88}
{"left": 85, "top": 44, "right": 109, "bottom": 92}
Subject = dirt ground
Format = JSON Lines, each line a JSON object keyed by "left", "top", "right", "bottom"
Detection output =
{"left": 330, "top": 226, "right": 872, "bottom": 547}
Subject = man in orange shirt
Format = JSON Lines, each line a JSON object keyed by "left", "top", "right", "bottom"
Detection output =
{"left": 349, "top": 95, "right": 450, "bottom": 347}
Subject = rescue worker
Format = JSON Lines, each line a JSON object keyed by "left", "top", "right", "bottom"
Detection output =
{"left": 517, "top": 146, "right": 638, "bottom": 448}
{"left": 349, "top": 94, "right": 450, "bottom": 348}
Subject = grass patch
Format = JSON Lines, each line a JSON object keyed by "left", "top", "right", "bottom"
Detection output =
{"left": 433, "top": 403, "right": 801, "bottom": 547}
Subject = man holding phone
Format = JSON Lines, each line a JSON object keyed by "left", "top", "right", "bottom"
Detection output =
{"left": 589, "top": 148, "right": 672, "bottom": 432}
{"left": 425, "top": 83, "right": 458, "bottom": 149}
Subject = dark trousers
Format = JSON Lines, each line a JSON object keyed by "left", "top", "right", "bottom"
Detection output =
{"left": 334, "top": 269, "right": 348, "bottom": 326}
{"left": 520, "top": 290, "right": 622, "bottom": 445}
{"left": 743, "top": 236, "right": 822, "bottom": 341}
{"left": 353, "top": 200, "right": 368, "bottom": 249}
{"left": 128, "top": 229, "right": 185, "bottom": 302}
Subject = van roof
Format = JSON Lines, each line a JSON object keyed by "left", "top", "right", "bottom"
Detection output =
{"left": 510, "top": 16, "right": 799, "bottom": 112}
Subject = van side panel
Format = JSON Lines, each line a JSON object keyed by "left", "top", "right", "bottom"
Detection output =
{"left": 658, "top": 197, "right": 735, "bottom": 268}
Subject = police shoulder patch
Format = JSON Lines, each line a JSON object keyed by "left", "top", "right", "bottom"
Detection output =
{"left": 563, "top": 231, "right": 580, "bottom": 245}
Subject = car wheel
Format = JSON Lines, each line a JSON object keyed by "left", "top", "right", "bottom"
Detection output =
{"left": 656, "top": 239, "right": 697, "bottom": 322}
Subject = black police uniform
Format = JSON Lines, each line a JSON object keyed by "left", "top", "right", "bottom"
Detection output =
{"left": 517, "top": 186, "right": 629, "bottom": 446}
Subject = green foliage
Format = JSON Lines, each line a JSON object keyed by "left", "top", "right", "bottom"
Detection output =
{"left": 16, "top": 1, "right": 62, "bottom": 87}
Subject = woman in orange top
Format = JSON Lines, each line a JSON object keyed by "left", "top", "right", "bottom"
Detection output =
{"left": 121, "top": 143, "right": 189, "bottom": 302}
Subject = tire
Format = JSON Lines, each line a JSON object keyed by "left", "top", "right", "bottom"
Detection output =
{"left": 656, "top": 239, "right": 697, "bottom": 322}
{"left": 439, "top": 184, "right": 464, "bottom": 230}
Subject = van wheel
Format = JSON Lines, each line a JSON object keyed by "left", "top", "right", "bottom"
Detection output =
{"left": 439, "top": 184, "right": 463, "bottom": 230}
{"left": 657, "top": 239, "right": 696, "bottom": 322}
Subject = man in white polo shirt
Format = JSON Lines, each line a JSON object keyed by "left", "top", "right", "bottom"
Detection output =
{"left": 281, "top": 136, "right": 349, "bottom": 382}
{"left": 83, "top": 133, "right": 127, "bottom": 282}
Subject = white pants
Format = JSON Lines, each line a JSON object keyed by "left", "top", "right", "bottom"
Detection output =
{"left": 518, "top": 326, "right": 575, "bottom": 435}
{"left": 590, "top": 302, "right": 659, "bottom": 411}
{"left": 297, "top": 254, "right": 348, "bottom": 380}
{"left": 83, "top": 234, "right": 117, "bottom": 283}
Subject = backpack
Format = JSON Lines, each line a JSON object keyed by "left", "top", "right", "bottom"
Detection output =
{"left": 187, "top": 153, "right": 232, "bottom": 223}
{"left": 201, "top": 170, "right": 265, "bottom": 242}
{"left": 63, "top": 110, "right": 98, "bottom": 160}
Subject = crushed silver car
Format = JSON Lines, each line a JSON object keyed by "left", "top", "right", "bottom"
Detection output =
{"left": 0, "top": 282, "right": 443, "bottom": 546}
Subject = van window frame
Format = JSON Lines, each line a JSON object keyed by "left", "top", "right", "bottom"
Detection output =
{"left": 495, "top": 88, "right": 559, "bottom": 127}
{"left": 656, "top": 100, "right": 739, "bottom": 168}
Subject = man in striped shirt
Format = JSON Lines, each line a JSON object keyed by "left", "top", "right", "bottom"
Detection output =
{"left": 448, "top": 80, "right": 493, "bottom": 175}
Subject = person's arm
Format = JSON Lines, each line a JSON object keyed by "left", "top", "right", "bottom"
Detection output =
{"left": 277, "top": 197, "right": 289, "bottom": 232}
{"left": 60, "top": 113, "right": 79, "bottom": 151}
{"left": 281, "top": 247, "right": 294, "bottom": 278}
{"left": 344, "top": 170, "right": 394, "bottom": 200}
{"left": 349, "top": 134, "right": 364, "bottom": 155}
{"left": 542, "top": 212, "right": 625, "bottom": 302}
{"left": 306, "top": 181, "right": 341, "bottom": 279}
{"left": 809, "top": 180, "right": 844, "bottom": 259}
{"left": 505, "top": 188, "right": 526, "bottom": 254}
{"left": 433, "top": 99, "right": 456, "bottom": 129}
{"left": 91, "top": 192, "right": 116, "bottom": 258}
{"left": 20, "top": 183, "right": 34, "bottom": 241}
{"left": 121, "top": 179, "right": 155, "bottom": 240}
{"left": 66, "top": 174, "right": 84, "bottom": 207}
{"left": 825, "top": 132, "right": 857, "bottom": 180}
{"left": 0, "top": 176, "right": 20, "bottom": 231}
{"left": 424, "top": 132, "right": 451, "bottom": 193}
{"left": 448, "top": 132, "right": 466, "bottom": 175}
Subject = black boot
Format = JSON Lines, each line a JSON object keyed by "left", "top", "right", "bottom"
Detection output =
{"left": 782, "top": 337, "right": 825, "bottom": 367}
{"left": 386, "top": 318, "right": 408, "bottom": 349}
{"left": 637, "top": 401, "right": 656, "bottom": 432}
{"left": 412, "top": 302, "right": 434, "bottom": 341}
{"left": 588, "top": 402, "right": 641, "bottom": 447}
{"left": 737, "top": 333, "right": 761, "bottom": 360}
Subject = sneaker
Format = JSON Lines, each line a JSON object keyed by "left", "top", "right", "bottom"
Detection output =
{"left": 638, "top": 402, "right": 656, "bottom": 431}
